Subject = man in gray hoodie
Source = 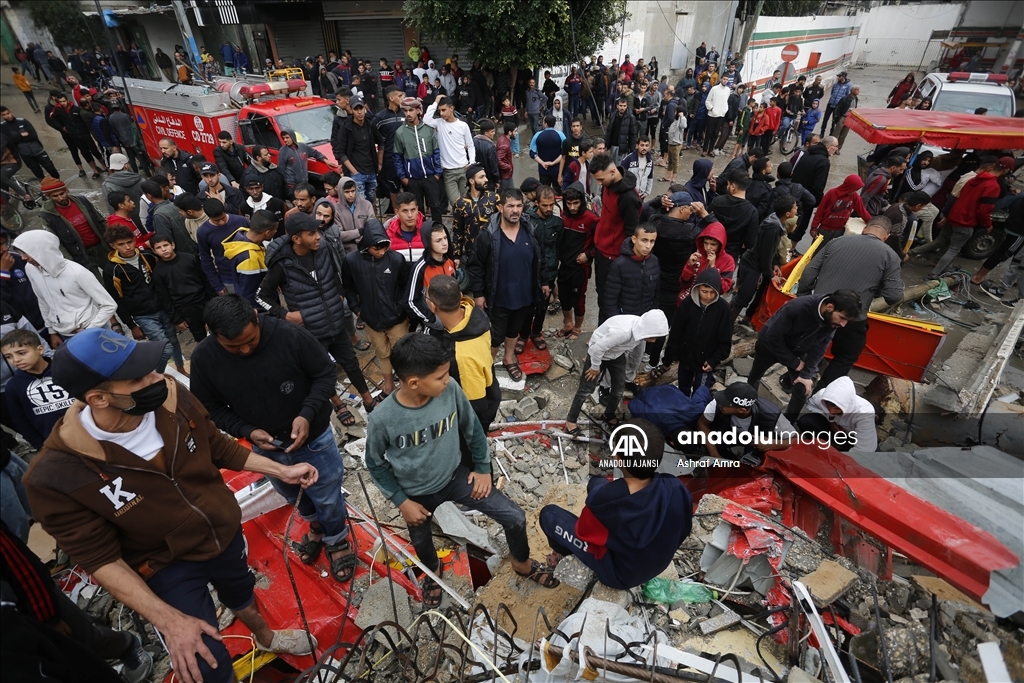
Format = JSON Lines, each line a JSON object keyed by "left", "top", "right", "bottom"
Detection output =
{"left": 277, "top": 129, "right": 337, "bottom": 198}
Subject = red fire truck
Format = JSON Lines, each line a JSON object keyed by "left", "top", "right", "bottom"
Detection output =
{"left": 125, "top": 73, "right": 338, "bottom": 178}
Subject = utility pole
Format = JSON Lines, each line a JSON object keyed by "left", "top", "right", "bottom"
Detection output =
{"left": 739, "top": 0, "right": 764, "bottom": 59}
{"left": 171, "top": 0, "right": 201, "bottom": 67}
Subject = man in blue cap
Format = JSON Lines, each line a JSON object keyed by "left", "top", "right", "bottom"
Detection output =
{"left": 23, "top": 328, "right": 320, "bottom": 683}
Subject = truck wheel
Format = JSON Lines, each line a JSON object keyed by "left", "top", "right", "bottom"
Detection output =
{"left": 961, "top": 228, "right": 1003, "bottom": 260}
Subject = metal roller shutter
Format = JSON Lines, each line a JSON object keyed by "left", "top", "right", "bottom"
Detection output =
{"left": 335, "top": 19, "right": 405, "bottom": 66}
{"left": 273, "top": 21, "right": 326, "bottom": 66}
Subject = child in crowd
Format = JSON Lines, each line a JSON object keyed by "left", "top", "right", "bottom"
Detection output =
{"left": 564, "top": 310, "right": 669, "bottom": 434}
{"left": 221, "top": 209, "right": 277, "bottom": 306}
{"left": 678, "top": 222, "right": 735, "bottom": 299}
{"left": 661, "top": 269, "right": 733, "bottom": 396}
{"left": 150, "top": 233, "right": 215, "bottom": 342}
{"left": 810, "top": 175, "right": 871, "bottom": 243}
{"left": 365, "top": 333, "right": 559, "bottom": 608}
{"left": 798, "top": 376, "right": 878, "bottom": 452}
{"left": 102, "top": 225, "right": 185, "bottom": 374}
{"left": 343, "top": 219, "right": 410, "bottom": 398}
{"left": 12, "top": 67, "right": 39, "bottom": 113}
{"left": 500, "top": 96, "right": 520, "bottom": 155}
{"left": 2, "top": 329, "right": 70, "bottom": 449}
{"left": 323, "top": 171, "right": 373, "bottom": 252}
{"left": 539, "top": 418, "right": 693, "bottom": 590}
{"left": 407, "top": 222, "right": 456, "bottom": 333}
{"left": 556, "top": 183, "right": 598, "bottom": 340}
{"left": 105, "top": 190, "right": 150, "bottom": 249}
{"left": 425, "top": 275, "right": 500, "bottom": 432}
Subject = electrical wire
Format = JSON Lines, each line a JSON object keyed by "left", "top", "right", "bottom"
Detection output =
{"left": 284, "top": 488, "right": 318, "bottom": 660}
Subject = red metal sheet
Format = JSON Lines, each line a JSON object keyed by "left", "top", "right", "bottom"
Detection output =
{"left": 750, "top": 259, "right": 946, "bottom": 382}
{"left": 845, "top": 108, "right": 1024, "bottom": 150}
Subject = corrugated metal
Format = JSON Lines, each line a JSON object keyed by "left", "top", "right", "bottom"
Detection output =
{"left": 273, "top": 21, "right": 327, "bottom": 65}
{"left": 334, "top": 18, "right": 404, "bottom": 65}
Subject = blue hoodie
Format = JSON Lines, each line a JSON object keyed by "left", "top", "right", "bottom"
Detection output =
{"left": 5, "top": 360, "right": 72, "bottom": 450}
{"left": 576, "top": 474, "right": 693, "bottom": 589}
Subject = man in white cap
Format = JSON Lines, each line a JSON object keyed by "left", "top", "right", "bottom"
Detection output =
{"left": 102, "top": 152, "right": 145, "bottom": 227}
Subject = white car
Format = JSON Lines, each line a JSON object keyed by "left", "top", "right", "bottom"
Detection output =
{"left": 918, "top": 72, "right": 1016, "bottom": 117}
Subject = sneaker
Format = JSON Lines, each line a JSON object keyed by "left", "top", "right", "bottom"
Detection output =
{"left": 979, "top": 282, "right": 1007, "bottom": 301}
{"left": 120, "top": 634, "right": 153, "bottom": 683}
{"left": 256, "top": 629, "right": 318, "bottom": 655}
{"left": 1000, "top": 298, "right": 1021, "bottom": 309}
{"left": 624, "top": 381, "right": 641, "bottom": 395}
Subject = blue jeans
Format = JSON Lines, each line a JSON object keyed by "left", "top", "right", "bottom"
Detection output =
{"left": 352, "top": 172, "right": 377, "bottom": 204}
{"left": 1, "top": 453, "right": 32, "bottom": 542}
{"left": 134, "top": 310, "right": 184, "bottom": 368}
{"left": 253, "top": 427, "right": 349, "bottom": 546}
{"left": 528, "top": 112, "right": 540, "bottom": 134}
{"left": 568, "top": 94, "right": 580, "bottom": 118}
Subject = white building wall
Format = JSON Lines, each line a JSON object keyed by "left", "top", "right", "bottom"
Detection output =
{"left": 743, "top": 15, "right": 860, "bottom": 88}
{"left": 3, "top": 5, "right": 57, "bottom": 54}
{"left": 851, "top": 3, "right": 963, "bottom": 68}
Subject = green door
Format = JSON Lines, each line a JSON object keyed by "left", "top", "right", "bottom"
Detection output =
{"left": 0, "top": 17, "right": 18, "bottom": 65}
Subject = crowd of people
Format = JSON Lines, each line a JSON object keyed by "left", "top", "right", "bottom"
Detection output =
{"left": 1, "top": 38, "right": 1022, "bottom": 683}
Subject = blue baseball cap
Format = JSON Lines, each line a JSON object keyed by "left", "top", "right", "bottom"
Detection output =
{"left": 669, "top": 191, "right": 694, "bottom": 207}
{"left": 52, "top": 328, "right": 168, "bottom": 399}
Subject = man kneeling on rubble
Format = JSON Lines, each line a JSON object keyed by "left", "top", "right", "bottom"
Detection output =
{"left": 796, "top": 376, "right": 878, "bottom": 452}
{"left": 694, "top": 382, "right": 796, "bottom": 466}
{"left": 539, "top": 418, "right": 693, "bottom": 590}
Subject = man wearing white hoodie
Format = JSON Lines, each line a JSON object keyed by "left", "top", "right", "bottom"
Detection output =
{"left": 798, "top": 376, "right": 878, "bottom": 452}
{"left": 703, "top": 80, "right": 731, "bottom": 156}
{"left": 564, "top": 310, "right": 669, "bottom": 434}
{"left": 13, "top": 231, "right": 118, "bottom": 350}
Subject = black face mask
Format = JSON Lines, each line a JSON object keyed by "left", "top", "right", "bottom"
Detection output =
{"left": 117, "top": 379, "right": 168, "bottom": 415}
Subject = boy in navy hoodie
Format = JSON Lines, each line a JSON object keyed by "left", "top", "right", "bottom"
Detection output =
{"left": 661, "top": 268, "right": 733, "bottom": 396}
{"left": 2, "top": 329, "right": 72, "bottom": 449}
{"left": 540, "top": 418, "right": 693, "bottom": 590}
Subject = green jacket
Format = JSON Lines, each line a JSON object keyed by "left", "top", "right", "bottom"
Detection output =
{"left": 527, "top": 206, "right": 563, "bottom": 283}
{"left": 392, "top": 122, "right": 442, "bottom": 180}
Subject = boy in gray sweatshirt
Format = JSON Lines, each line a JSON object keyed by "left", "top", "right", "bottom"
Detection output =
{"left": 365, "top": 334, "right": 560, "bottom": 606}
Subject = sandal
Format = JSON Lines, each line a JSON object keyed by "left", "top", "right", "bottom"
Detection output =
{"left": 546, "top": 300, "right": 561, "bottom": 314}
{"left": 600, "top": 412, "right": 620, "bottom": 428}
{"left": 502, "top": 361, "right": 523, "bottom": 382}
{"left": 514, "top": 338, "right": 526, "bottom": 355}
{"left": 293, "top": 524, "right": 325, "bottom": 565}
{"left": 364, "top": 395, "right": 382, "bottom": 414}
{"left": 556, "top": 327, "right": 574, "bottom": 338}
{"left": 325, "top": 539, "right": 358, "bottom": 583}
{"left": 514, "top": 559, "right": 560, "bottom": 588}
{"left": 546, "top": 551, "right": 564, "bottom": 567}
{"left": 91, "top": 171, "right": 101, "bottom": 179}
{"left": 354, "top": 339, "right": 371, "bottom": 351}
{"left": 419, "top": 566, "right": 444, "bottom": 608}
{"left": 564, "top": 425, "right": 584, "bottom": 438}
{"left": 355, "top": 319, "right": 365, "bottom": 330}
{"left": 566, "top": 328, "right": 581, "bottom": 341}
{"left": 648, "top": 364, "right": 669, "bottom": 382}
{"left": 334, "top": 404, "right": 356, "bottom": 426}
{"left": 530, "top": 334, "right": 548, "bottom": 351}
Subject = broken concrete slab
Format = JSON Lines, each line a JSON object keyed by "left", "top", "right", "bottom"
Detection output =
{"left": 355, "top": 579, "right": 414, "bottom": 635}
{"left": 553, "top": 354, "right": 574, "bottom": 369}
{"left": 785, "top": 667, "right": 820, "bottom": 683}
{"left": 731, "top": 356, "right": 754, "bottom": 376}
{"left": 589, "top": 582, "right": 632, "bottom": 610}
{"left": 698, "top": 609, "right": 742, "bottom": 635}
{"left": 514, "top": 396, "right": 540, "bottom": 421}
{"left": 669, "top": 608, "right": 691, "bottom": 623}
{"left": 554, "top": 556, "right": 596, "bottom": 592}
{"left": 432, "top": 502, "right": 495, "bottom": 552}
{"left": 544, "top": 363, "right": 571, "bottom": 380}
{"left": 801, "top": 559, "right": 859, "bottom": 607}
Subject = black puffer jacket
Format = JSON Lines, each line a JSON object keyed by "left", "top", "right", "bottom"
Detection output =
{"left": 343, "top": 219, "right": 410, "bottom": 332}
{"left": 747, "top": 172, "right": 776, "bottom": 221}
{"left": 259, "top": 231, "right": 349, "bottom": 340}
{"left": 647, "top": 200, "right": 714, "bottom": 304}
{"left": 790, "top": 142, "right": 830, "bottom": 204}
{"left": 770, "top": 178, "right": 815, "bottom": 215}
{"left": 663, "top": 268, "right": 732, "bottom": 370}
{"left": 213, "top": 142, "right": 247, "bottom": 184}
{"left": 602, "top": 237, "right": 660, "bottom": 319}
{"left": 468, "top": 212, "right": 543, "bottom": 306}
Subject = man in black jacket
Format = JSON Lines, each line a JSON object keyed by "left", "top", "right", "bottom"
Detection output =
{"left": 336, "top": 96, "right": 384, "bottom": 204}
{"left": 722, "top": 146, "right": 763, "bottom": 178}
{"left": 38, "top": 177, "right": 108, "bottom": 272}
{"left": 191, "top": 294, "right": 358, "bottom": 584}
{"left": 1, "top": 107, "right": 59, "bottom": 179}
{"left": 604, "top": 98, "right": 638, "bottom": 165}
{"left": 790, "top": 136, "right": 837, "bottom": 244}
{"left": 803, "top": 75, "right": 824, "bottom": 110}
{"left": 342, "top": 219, "right": 410, "bottom": 397}
{"left": 468, "top": 189, "right": 548, "bottom": 382}
{"left": 46, "top": 93, "right": 104, "bottom": 178}
{"left": 243, "top": 145, "right": 286, "bottom": 200}
{"left": 197, "top": 162, "right": 246, "bottom": 215}
{"left": 746, "top": 157, "right": 775, "bottom": 221}
{"left": 732, "top": 195, "right": 797, "bottom": 322}
{"left": 747, "top": 289, "right": 861, "bottom": 420}
{"left": 711, "top": 171, "right": 759, "bottom": 261}
{"left": 257, "top": 213, "right": 378, "bottom": 425}
{"left": 472, "top": 119, "right": 501, "bottom": 187}
{"left": 158, "top": 137, "right": 199, "bottom": 194}
{"left": 213, "top": 131, "right": 247, "bottom": 187}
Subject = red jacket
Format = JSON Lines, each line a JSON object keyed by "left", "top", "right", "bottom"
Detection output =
{"left": 948, "top": 171, "right": 1000, "bottom": 229}
{"left": 764, "top": 105, "right": 782, "bottom": 132}
{"left": 385, "top": 211, "right": 425, "bottom": 260}
{"left": 811, "top": 174, "right": 871, "bottom": 233}
{"left": 678, "top": 221, "right": 735, "bottom": 302}
{"left": 594, "top": 171, "right": 641, "bottom": 260}
{"left": 496, "top": 135, "right": 513, "bottom": 179}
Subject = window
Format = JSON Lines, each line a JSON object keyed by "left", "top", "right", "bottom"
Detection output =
{"left": 275, "top": 106, "right": 337, "bottom": 146}
{"left": 934, "top": 91, "right": 1013, "bottom": 117}
{"left": 244, "top": 115, "right": 281, "bottom": 149}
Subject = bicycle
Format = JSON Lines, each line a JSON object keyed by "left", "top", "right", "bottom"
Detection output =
{"left": 778, "top": 110, "right": 803, "bottom": 155}
{"left": 0, "top": 182, "right": 39, "bottom": 234}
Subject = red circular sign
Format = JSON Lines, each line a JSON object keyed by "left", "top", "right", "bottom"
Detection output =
{"left": 781, "top": 44, "right": 800, "bottom": 63}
